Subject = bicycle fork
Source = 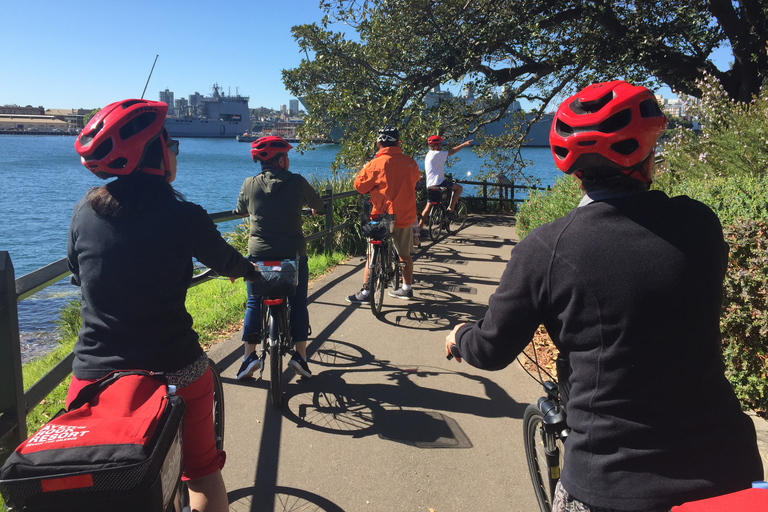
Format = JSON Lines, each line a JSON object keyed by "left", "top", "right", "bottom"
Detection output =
{"left": 537, "top": 395, "right": 569, "bottom": 497}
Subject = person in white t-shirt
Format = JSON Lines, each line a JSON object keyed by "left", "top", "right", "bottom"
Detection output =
{"left": 420, "top": 135, "right": 472, "bottom": 229}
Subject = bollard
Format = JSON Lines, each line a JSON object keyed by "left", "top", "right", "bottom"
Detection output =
{"left": 0, "top": 251, "right": 26, "bottom": 453}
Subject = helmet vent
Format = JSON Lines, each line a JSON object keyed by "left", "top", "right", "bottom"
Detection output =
{"left": 553, "top": 146, "right": 569, "bottom": 160}
{"left": 79, "top": 120, "right": 103, "bottom": 147}
{"left": 119, "top": 112, "right": 158, "bottom": 140}
{"left": 639, "top": 98, "right": 664, "bottom": 118}
{"left": 597, "top": 108, "right": 632, "bottom": 133}
{"left": 577, "top": 140, "right": 596, "bottom": 147}
{"left": 107, "top": 157, "right": 129, "bottom": 169}
{"left": 610, "top": 138, "right": 640, "bottom": 155}
{"left": 554, "top": 119, "right": 574, "bottom": 136}
{"left": 570, "top": 91, "right": 614, "bottom": 114}
{"left": 87, "top": 138, "right": 113, "bottom": 162}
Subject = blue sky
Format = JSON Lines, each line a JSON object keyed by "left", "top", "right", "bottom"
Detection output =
{"left": 1, "top": 0, "right": 334, "bottom": 110}
{"left": 2, "top": 1, "right": 732, "bottom": 112}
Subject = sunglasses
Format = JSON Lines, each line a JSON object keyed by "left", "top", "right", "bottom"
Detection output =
{"left": 167, "top": 139, "right": 180, "bottom": 156}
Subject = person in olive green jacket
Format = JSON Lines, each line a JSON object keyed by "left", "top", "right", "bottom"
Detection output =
{"left": 234, "top": 136, "right": 325, "bottom": 380}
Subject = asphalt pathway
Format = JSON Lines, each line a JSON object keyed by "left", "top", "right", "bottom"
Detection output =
{"left": 206, "top": 213, "right": 768, "bottom": 512}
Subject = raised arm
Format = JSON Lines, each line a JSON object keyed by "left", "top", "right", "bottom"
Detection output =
{"left": 447, "top": 140, "right": 473, "bottom": 157}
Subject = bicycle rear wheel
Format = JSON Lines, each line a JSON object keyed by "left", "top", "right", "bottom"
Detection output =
{"left": 390, "top": 243, "right": 402, "bottom": 290}
{"left": 268, "top": 307, "right": 283, "bottom": 407}
{"left": 447, "top": 200, "right": 468, "bottom": 234}
{"left": 209, "top": 360, "right": 225, "bottom": 451}
{"left": 369, "top": 247, "right": 385, "bottom": 317}
{"left": 523, "top": 403, "right": 563, "bottom": 512}
{"left": 428, "top": 208, "right": 443, "bottom": 241}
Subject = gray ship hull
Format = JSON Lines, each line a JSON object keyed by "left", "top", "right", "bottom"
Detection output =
{"left": 165, "top": 118, "right": 250, "bottom": 138}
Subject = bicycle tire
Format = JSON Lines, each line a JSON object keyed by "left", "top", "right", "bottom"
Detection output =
{"left": 209, "top": 360, "right": 225, "bottom": 451}
{"left": 428, "top": 208, "right": 443, "bottom": 241}
{"left": 447, "top": 200, "right": 468, "bottom": 234}
{"left": 268, "top": 308, "right": 283, "bottom": 407}
{"left": 370, "top": 247, "right": 385, "bottom": 317}
{"left": 391, "top": 243, "right": 402, "bottom": 290}
{"left": 523, "top": 403, "right": 563, "bottom": 512}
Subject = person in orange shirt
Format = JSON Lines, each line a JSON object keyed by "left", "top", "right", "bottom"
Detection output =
{"left": 347, "top": 126, "right": 421, "bottom": 302}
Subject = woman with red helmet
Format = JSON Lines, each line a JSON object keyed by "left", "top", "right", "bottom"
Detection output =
{"left": 69, "top": 98, "right": 260, "bottom": 512}
{"left": 446, "top": 81, "right": 762, "bottom": 511}
{"left": 233, "top": 135, "right": 325, "bottom": 380}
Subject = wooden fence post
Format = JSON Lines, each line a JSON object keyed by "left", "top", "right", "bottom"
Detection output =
{"left": 0, "top": 252, "right": 26, "bottom": 454}
{"left": 482, "top": 179, "right": 488, "bottom": 211}
{"left": 324, "top": 184, "right": 333, "bottom": 255}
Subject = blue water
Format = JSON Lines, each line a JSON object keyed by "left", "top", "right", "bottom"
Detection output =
{"left": 0, "top": 135, "right": 559, "bottom": 360}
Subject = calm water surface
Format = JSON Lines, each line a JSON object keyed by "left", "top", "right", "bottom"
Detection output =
{"left": 0, "top": 135, "right": 559, "bottom": 361}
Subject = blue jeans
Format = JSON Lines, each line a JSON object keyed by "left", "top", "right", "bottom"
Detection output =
{"left": 242, "top": 256, "right": 309, "bottom": 345}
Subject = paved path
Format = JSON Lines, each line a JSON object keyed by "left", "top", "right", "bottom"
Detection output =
{"left": 206, "top": 213, "right": 768, "bottom": 512}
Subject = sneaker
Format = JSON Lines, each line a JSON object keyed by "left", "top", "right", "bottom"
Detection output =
{"left": 288, "top": 353, "right": 312, "bottom": 378}
{"left": 346, "top": 289, "right": 370, "bottom": 304}
{"left": 389, "top": 287, "right": 413, "bottom": 300}
{"left": 236, "top": 351, "right": 261, "bottom": 380}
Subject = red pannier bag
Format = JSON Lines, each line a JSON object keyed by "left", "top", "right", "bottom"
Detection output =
{"left": 0, "top": 370, "right": 185, "bottom": 512}
{"left": 671, "top": 487, "right": 768, "bottom": 512}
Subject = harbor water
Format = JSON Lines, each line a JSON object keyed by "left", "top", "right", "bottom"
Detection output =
{"left": 0, "top": 135, "right": 560, "bottom": 363}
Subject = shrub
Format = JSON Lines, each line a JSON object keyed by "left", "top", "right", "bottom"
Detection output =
{"left": 653, "top": 171, "right": 768, "bottom": 227}
{"left": 720, "top": 218, "right": 768, "bottom": 415}
{"left": 515, "top": 174, "right": 582, "bottom": 239}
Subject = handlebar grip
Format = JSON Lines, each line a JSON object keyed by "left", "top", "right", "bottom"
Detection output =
{"left": 447, "top": 343, "right": 462, "bottom": 360}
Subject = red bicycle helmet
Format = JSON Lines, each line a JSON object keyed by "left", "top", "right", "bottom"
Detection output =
{"left": 75, "top": 99, "right": 169, "bottom": 180}
{"left": 250, "top": 136, "right": 292, "bottom": 163}
{"left": 427, "top": 135, "right": 444, "bottom": 145}
{"left": 550, "top": 80, "right": 667, "bottom": 182}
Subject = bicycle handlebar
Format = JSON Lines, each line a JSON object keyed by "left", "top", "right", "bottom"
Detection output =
{"left": 446, "top": 343, "right": 462, "bottom": 360}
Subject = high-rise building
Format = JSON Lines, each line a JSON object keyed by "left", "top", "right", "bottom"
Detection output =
{"left": 159, "top": 89, "right": 174, "bottom": 109}
{"left": 289, "top": 99, "right": 299, "bottom": 116}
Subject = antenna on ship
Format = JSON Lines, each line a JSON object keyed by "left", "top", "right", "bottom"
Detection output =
{"left": 141, "top": 54, "right": 159, "bottom": 99}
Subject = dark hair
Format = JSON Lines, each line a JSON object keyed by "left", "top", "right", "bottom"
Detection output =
{"left": 580, "top": 167, "right": 649, "bottom": 193}
{"left": 86, "top": 171, "right": 185, "bottom": 217}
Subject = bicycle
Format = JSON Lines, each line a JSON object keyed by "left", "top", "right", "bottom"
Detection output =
{"left": 361, "top": 213, "right": 402, "bottom": 318}
{"left": 249, "top": 258, "right": 300, "bottom": 408}
{"left": 426, "top": 186, "right": 468, "bottom": 241}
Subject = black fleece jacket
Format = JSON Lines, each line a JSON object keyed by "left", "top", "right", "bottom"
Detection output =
{"left": 68, "top": 189, "right": 259, "bottom": 379}
{"left": 455, "top": 190, "right": 763, "bottom": 510}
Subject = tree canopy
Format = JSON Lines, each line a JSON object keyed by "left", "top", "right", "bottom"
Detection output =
{"left": 283, "top": 0, "right": 768, "bottom": 175}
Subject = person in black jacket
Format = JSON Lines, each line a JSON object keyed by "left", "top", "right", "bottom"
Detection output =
{"left": 445, "top": 81, "right": 763, "bottom": 511}
{"left": 70, "top": 99, "right": 259, "bottom": 512}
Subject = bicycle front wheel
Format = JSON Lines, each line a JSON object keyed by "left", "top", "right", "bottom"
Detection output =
{"left": 428, "top": 208, "right": 443, "bottom": 241}
{"left": 369, "top": 247, "right": 385, "bottom": 317}
{"left": 268, "top": 308, "right": 283, "bottom": 408}
{"left": 447, "top": 200, "right": 468, "bottom": 234}
{"left": 523, "top": 403, "right": 564, "bottom": 512}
